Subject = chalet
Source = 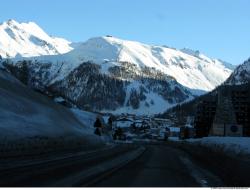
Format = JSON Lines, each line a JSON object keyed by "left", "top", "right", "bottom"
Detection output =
{"left": 113, "top": 118, "right": 133, "bottom": 130}
{"left": 153, "top": 118, "right": 171, "bottom": 128}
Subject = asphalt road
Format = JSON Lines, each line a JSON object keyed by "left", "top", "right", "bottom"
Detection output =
{"left": 0, "top": 144, "right": 137, "bottom": 187}
{"left": 1, "top": 142, "right": 250, "bottom": 187}
{"left": 93, "top": 144, "right": 223, "bottom": 187}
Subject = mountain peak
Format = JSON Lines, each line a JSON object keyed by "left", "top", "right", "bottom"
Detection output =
{"left": 6, "top": 19, "right": 19, "bottom": 26}
{"left": 181, "top": 48, "right": 201, "bottom": 56}
{"left": 4, "top": 19, "right": 38, "bottom": 27}
{"left": 0, "top": 19, "right": 73, "bottom": 58}
{"left": 0, "top": 19, "right": 19, "bottom": 28}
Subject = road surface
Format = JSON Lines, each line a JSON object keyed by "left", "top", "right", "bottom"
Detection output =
{"left": 1, "top": 142, "right": 250, "bottom": 187}
{"left": 0, "top": 144, "right": 138, "bottom": 187}
{"left": 93, "top": 144, "right": 222, "bottom": 187}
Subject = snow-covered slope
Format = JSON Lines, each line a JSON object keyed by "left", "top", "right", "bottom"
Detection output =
{"left": 1, "top": 24, "right": 234, "bottom": 115}
{"left": 23, "top": 36, "right": 233, "bottom": 92}
{"left": 103, "top": 37, "right": 233, "bottom": 91}
{"left": 0, "top": 19, "right": 72, "bottom": 58}
{"left": 226, "top": 58, "right": 250, "bottom": 85}
{"left": 0, "top": 68, "right": 104, "bottom": 157}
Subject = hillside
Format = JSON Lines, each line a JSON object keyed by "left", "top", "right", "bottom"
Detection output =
{"left": 161, "top": 56, "right": 250, "bottom": 126}
{"left": 226, "top": 58, "right": 250, "bottom": 85}
{"left": 0, "top": 21, "right": 234, "bottom": 115}
{"left": 0, "top": 68, "right": 104, "bottom": 157}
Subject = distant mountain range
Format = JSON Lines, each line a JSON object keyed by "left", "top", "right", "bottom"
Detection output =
{"left": 0, "top": 20, "right": 236, "bottom": 115}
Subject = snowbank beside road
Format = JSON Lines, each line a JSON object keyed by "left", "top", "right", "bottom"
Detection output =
{"left": 186, "top": 137, "right": 250, "bottom": 156}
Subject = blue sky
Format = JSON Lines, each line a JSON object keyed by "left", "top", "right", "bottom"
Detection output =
{"left": 1, "top": 0, "right": 250, "bottom": 65}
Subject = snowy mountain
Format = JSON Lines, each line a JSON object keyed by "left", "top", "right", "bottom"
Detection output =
{"left": 0, "top": 19, "right": 73, "bottom": 58}
{"left": 226, "top": 58, "right": 250, "bottom": 85}
{"left": 3, "top": 58, "right": 193, "bottom": 115}
{"left": 0, "top": 21, "right": 234, "bottom": 115}
{"left": 17, "top": 36, "right": 233, "bottom": 92}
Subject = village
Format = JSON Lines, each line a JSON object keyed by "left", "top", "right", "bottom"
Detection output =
{"left": 94, "top": 114, "right": 193, "bottom": 142}
{"left": 93, "top": 84, "right": 250, "bottom": 142}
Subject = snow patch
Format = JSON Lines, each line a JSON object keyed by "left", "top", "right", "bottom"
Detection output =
{"left": 187, "top": 137, "right": 250, "bottom": 156}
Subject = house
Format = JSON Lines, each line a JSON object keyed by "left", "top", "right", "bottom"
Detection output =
{"left": 153, "top": 118, "right": 171, "bottom": 127}
{"left": 113, "top": 118, "right": 133, "bottom": 131}
{"left": 169, "top": 127, "right": 180, "bottom": 137}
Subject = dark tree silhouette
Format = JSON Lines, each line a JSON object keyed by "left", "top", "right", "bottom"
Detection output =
{"left": 94, "top": 118, "right": 102, "bottom": 136}
{"left": 94, "top": 118, "right": 102, "bottom": 128}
